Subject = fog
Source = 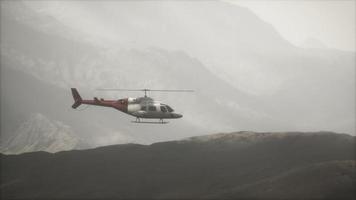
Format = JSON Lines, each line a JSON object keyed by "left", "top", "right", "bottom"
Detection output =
{"left": 232, "top": 1, "right": 355, "bottom": 52}
{"left": 1, "top": 1, "right": 354, "bottom": 153}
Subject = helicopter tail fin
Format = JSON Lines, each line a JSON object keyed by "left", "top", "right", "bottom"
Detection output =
{"left": 71, "top": 88, "right": 82, "bottom": 109}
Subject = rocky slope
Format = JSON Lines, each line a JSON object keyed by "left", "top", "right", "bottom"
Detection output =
{"left": 1, "top": 113, "right": 88, "bottom": 154}
{"left": 1, "top": 131, "right": 355, "bottom": 199}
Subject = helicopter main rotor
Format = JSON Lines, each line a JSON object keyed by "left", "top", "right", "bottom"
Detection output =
{"left": 96, "top": 88, "right": 194, "bottom": 97}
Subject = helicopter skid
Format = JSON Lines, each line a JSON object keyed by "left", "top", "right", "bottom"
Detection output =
{"left": 131, "top": 121, "right": 169, "bottom": 124}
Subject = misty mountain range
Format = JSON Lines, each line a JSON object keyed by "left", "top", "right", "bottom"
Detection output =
{"left": 0, "top": 1, "right": 355, "bottom": 153}
{"left": 1, "top": 131, "right": 355, "bottom": 199}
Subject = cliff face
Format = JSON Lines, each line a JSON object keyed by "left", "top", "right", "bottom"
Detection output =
{"left": 1, "top": 131, "right": 355, "bottom": 199}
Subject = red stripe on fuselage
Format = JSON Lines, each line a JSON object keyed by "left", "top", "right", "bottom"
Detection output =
{"left": 81, "top": 98, "right": 128, "bottom": 113}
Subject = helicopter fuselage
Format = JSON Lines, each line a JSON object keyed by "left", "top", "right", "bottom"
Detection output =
{"left": 71, "top": 88, "right": 183, "bottom": 120}
{"left": 126, "top": 97, "right": 182, "bottom": 119}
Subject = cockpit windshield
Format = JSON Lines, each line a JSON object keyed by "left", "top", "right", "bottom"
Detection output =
{"left": 160, "top": 104, "right": 174, "bottom": 112}
{"left": 166, "top": 105, "right": 174, "bottom": 112}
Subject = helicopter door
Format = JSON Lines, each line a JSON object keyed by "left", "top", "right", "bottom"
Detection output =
{"left": 146, "top": 105, "right": 161, "bottom": 118}
{"left": 148, "top": 105, "right": 157, "bottom": 112}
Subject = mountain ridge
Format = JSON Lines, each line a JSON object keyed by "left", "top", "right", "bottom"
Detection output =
{"left": 1, "top": 131, "right": 355, "bottom": 199}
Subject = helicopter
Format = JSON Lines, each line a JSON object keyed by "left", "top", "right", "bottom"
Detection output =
{"left": 71, "top": 88, "right": 193, "bottom": 124}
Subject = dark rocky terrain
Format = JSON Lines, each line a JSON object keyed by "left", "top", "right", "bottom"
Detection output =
{"left": 1, "top": 131, "right": 355, "bottom": 199}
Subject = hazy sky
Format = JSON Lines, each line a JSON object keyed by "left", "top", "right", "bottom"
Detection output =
{"left": 229, "top": 0, "right": 355, "bottom": 51}
{"left": 23, "top": 1, "right": 355, "bottom": 51}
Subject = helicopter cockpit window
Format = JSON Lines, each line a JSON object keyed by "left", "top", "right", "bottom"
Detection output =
{"left": 160, "top": 106, "right": 167, "bottom": 113}
{"left": 148, "top": 106, "right": 156, "bottom": 111}
{"left": 166, "top": 105, "right": 174, "bottom": 112}
{"left": 141, "top": 106, "right": 147, "bottom": 111}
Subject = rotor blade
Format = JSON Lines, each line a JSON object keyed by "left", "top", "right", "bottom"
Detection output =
{"left": 96, "top": 89, "right": 194, "bottom": 92}
{"left": 148, "top": 89, "right": 194, "bottom": 92}
{"left": 96, "top": 89, "right": 145, "bottom": 91}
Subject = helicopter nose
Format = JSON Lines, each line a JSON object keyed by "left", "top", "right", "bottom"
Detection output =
{"left": 172, "top": 113, "right": 183, "bottom": 118}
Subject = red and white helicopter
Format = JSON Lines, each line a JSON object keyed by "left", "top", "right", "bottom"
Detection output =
{"left": 71, "top": 88, "right": 193, "bottom": 123}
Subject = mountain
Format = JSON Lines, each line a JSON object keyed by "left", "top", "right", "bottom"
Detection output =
{"left": 207, "top": 160, "right": 356, "bottom": 199}
{"left": 0, "top": 1, "right": 290, "bottom": 148}
{"left": 0, "top": 0, "right": 354, "bottom": 156}
{"left": 1, "top": 1, "right": 354, "bottom": 138}
{"left": 0, "top": 113, "right": 88, "bottom": 154}
{"left": 19, "top": 1, "right": 355, "bottom": 95}
{"left": 36, "top": 0, "right": 354, "bottom": 134}
{"left": 1, "top": 131, "right": 355, "bottom": 199}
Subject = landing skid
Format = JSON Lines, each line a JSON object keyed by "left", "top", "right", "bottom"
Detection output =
{"left": 132, "top": 118, "right": 169, "bottom": 124}
{"left": 131, "top": 121, "right": 169, "bottom": 124}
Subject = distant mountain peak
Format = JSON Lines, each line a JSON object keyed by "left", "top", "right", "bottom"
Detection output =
{"left": 1, "top": 113, "right": 88, "bottom": 154}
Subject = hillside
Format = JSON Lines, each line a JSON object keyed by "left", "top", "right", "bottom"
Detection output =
{"left": 207, "top": 160, "right": 356, "bottom": 199}
{"left": 1, "top": 131, "right": 355, "bottom": 199}
{"left": 0, "top": 113, "right": 88, "bottom": 154}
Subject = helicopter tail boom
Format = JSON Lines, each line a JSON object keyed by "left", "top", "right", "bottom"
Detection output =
{"left": 71, "top": 88, "right": 82, "bottom": 109}
{"left": 71, "top": 88, "right": 128, "bottom": 112}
